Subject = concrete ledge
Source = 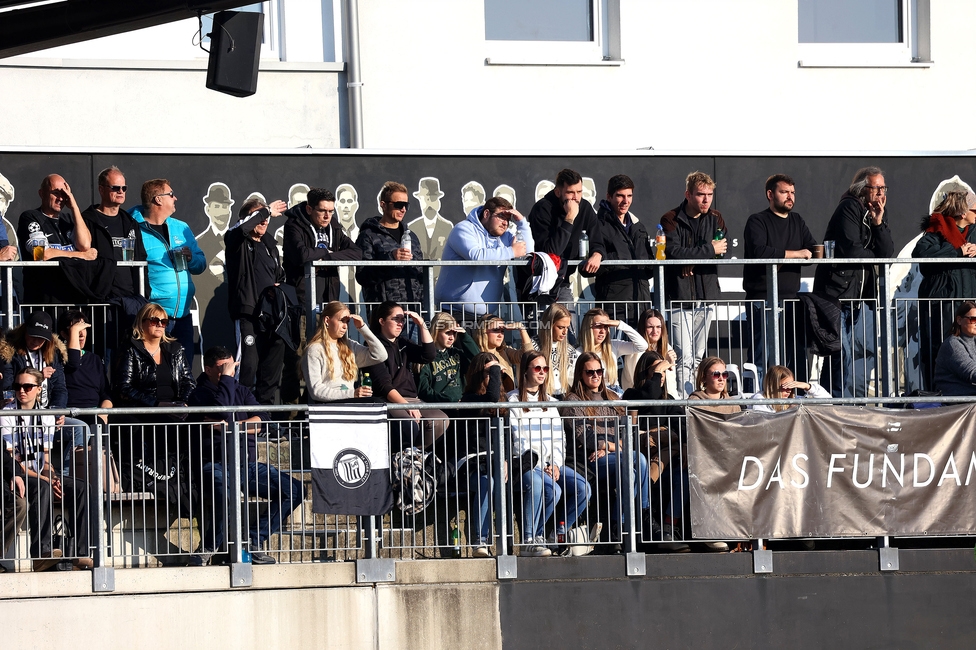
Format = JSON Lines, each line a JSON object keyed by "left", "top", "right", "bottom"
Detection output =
{"left": 0, "top": 570, "right": 93, "bottom": 600}
{"left": 394, "top": 558, "right": 496, "bottom": 584}
{"left": 251, "top": 561, "right": 357, "bottom": 589}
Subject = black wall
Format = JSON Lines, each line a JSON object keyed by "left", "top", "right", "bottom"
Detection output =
{"left": 2, "top": 151, "right": 974, "bottom": 352}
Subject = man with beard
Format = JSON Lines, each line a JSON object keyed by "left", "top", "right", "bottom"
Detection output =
{"left": 743, "top": 174, "right": 817, "bottom": 382}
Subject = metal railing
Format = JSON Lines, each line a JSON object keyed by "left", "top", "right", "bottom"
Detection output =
{"left": 3, "top": 393, "right": 972, "bottom": 588}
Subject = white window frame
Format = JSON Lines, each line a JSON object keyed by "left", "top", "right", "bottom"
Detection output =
{"left": 797, "top": 0, "right": 931, "bottom": 68}
{"left": 484, "top": 0, "right": 622, "bottom": 66}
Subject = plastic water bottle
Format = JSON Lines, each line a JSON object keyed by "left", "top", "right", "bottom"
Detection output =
{"left": 579, "top": 230, "right": 589, "bottom": 258}
{"left": 655, "top": 225, "right": 666, "bottom": 261}
{"left": 401, "top": 231, "right": 412, "bottom": 253}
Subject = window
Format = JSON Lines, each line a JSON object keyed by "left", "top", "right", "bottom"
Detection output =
{"left": 484, "top": 0, "right": 620, "bottom": 65}
{"left": 797, "top": 0, "right": 930, "bottom": 67}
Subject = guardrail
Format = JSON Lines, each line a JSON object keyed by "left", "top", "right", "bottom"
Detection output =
{"left": 1, "top": 394, "right": 966, "bottom": 590}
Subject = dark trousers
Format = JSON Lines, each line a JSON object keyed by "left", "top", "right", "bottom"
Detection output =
{"left": 24, "top": 474, "right": 90, "bottom": 558}
{"left": 2, "top": 485, "right": 27, "bottom": 559}
{"left": 237, "top": 317, "right": 286, "bottom": 405}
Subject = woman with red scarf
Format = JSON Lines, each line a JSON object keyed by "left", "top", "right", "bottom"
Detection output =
{"left": 912, "top": 189, "right": 976, "bottom": 389}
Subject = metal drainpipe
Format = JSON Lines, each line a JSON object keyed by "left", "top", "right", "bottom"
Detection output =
{"left": 343, "top": 0, "right": 364, "bottom": 148}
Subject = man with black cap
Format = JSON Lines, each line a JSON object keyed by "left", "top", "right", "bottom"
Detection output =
{"left": 225, "top": 196, "right": 288, "bottom": 404}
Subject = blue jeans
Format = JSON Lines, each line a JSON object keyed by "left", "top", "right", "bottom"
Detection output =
{"left": 519, "top": 465, "right": 591, "bottom": 541}
{"left": 829, "top": 304, "right": 877, "bottom": 398}
{"left": 201, "top": 461, "right": 304, "bottom": 552}
{"left": 589, "top": 450, "right": 649, "bottom": 523}
{"left": 465, "top": 468, "right": 493, "bottom": 546}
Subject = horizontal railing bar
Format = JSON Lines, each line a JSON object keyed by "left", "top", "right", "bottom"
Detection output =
{"left": 310, "top": 257, "right": 973, "bottom": 267}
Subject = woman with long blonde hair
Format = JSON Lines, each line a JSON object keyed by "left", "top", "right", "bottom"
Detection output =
{"left": 575, "top": 308, "right": 647, "bottom": 395}
{"left": 472, "top": 313, "right": 533, "bottom": 392}
{"left": 748, "top": 365, "right": 830, "bottom": 413}
{"left": 531, "top": 303, "right": 577, "bottom": 396}
{"left": 303, "top": 301, "right": 387, "bottom": 402}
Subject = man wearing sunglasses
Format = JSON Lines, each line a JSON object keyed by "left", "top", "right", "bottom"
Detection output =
{"left": 132, "top": 178, "right": 207, "bottom": 368}
{"left": 16, "top": 173, "right": 96, "bottom": 303}
{"left": 81, "top": 166, "right": 147, "bottom": 300}
{"left": 355, "top": 181, "right": 425, "bottom": 306}
{"left": 434, "top": 195, "right": 534, "bottom": 321}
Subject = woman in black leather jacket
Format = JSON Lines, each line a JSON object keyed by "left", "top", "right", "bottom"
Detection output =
{"left": 115, "top": 302, "right": 195, "bottom": 408}
{"left": 113, "top": 302, "right": 196, "bottom": 511}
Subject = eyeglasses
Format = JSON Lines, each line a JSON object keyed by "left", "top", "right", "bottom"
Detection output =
{"left": 590, "top": 323, "right": 610, "bottom": 330}
{"left": 584, "top": 368, "right": 604, "bottom": 378}
{"left": 388, "top": 315, "right": 406, "bottom": 324}
{"left": 711, "top": 371, "right": 729, "bottom": 379}
{"left": 101, "top": 184, "right": 127, "bottom": 193}
{"left": 12, "top": 383, "right": 39, "bottom": 391}
{"left": 143, "top": 316, "right": 170, "bottom": 327}
{"left": 487, "top": 328, "right": 506, "bottom": 334}
{"left": 390, "top": 201, "right": 409, "bottom": 211}
{"left": 155, "top": 191, "right": 176, "bottom": 199}
{"left": 780, "top": 387, "right": 794, "bottom": 393}
{"left": 964, "top": 316, "right": 976, "bottom": 323}
{"left": 865, "top": 185, "right": 888, "bottom": 193}
{"left": 529, "top": 365, "right": 549, "bottom": 373}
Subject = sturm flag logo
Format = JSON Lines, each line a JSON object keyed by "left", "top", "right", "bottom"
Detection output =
{"left": 333, "top": 448, "right": 371, "bottom": 489}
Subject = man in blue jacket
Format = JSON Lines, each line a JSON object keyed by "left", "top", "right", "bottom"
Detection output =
{"left": 132, "top": 179, "right": 206, "bottom": 368}
{"left": 434, "top": 196, "right": 533, "bottom": 324}
{"left": 187, "top": 346, "right": 304, "bottom": 566}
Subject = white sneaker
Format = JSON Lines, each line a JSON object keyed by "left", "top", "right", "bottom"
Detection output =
{"left": 704, "top": 541, "right": 729, "bottom": 552}
{"left": 473, "top": 545, "right": 491, "bottom": 558}
{"left": 523, "top": 538, "right": 552, "bottom": 557}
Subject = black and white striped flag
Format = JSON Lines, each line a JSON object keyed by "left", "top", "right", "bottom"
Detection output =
{"left": 309, "top": 403, "right": 393, "bottom": 515}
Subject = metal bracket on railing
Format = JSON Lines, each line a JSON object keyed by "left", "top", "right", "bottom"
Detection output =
{"left": 753, "top": 539, "right": 772, "bottom": 574}
{"left": 496, "top": 555, "right": 517, "bottom": 580}
{"left": 626, "top": 552, "right": 646, "bottom": 577}
{"left": 879, "top": 536, "right": 899, "bottom": 571}
{"left": 356, "top": 558, "right": 396, "bottom": 583}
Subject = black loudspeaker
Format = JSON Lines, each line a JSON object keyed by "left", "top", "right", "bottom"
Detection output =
{"left": 206, "top": 10, "right": 264, "bottom": 98}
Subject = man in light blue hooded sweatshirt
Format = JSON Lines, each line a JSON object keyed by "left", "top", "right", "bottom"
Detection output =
{"left": 434, "top": 196, "right": 534, "bottom": 324}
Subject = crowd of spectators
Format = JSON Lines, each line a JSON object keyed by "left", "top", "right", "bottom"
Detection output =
{"left": 2, "top": 162, "right": 976, "bottom": 568}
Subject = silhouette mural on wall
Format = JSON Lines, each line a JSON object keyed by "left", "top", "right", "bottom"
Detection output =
{"left": 535, "top": 179, "right": 555, "bottom": 202}
{"left": 197, "top": 182, "right": 235, "bottom": 351}
{"left": 407, "top": 177, "right": 453, "bottom": 284}
{"left": 335, "top": 182, "right": 362, "bottom": 303}
{"left": 461, "top": 181, "right": 486, "bottom": 216}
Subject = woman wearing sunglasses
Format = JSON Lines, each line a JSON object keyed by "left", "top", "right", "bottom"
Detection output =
{"left": 531, "top": 303, "right": 578, "bottom": 397}
{"left": 561, "top": 352, "right": 650, "bottom": 551}
{"left": 114, "top": 301, "right": 195, "bottom": 467}
{"left": 472, "top": 313, "right": 533, "bottom": 393}
{"left": 748, "top": 365, "right": 829, "bottom": 412}
{"left": 303, "top": 301, "right": 387, "bottom": 402}
{"left": 509, "top": 350, "right": 592, "bottom": 557}
{"left": 576, "top": 308, "right": 647, "bottom": 395}
{"left": 363, "top": 301, "right": 447, "bottom": 450}
{"left": 1, "top": 368, "right": 93, "bottom": 571}
{"left": 417, "top": 312, "right": 481, "bottom": 404}
{"left": 934, "top": 301, "right": 976, "bottom": 396}
{"left": 688, "top": 357, "right": 741, "bottom": 414}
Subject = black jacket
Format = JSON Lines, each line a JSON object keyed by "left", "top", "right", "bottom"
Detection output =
{"left": 225, "top": 226, "right": 285, "bottom": 319}
{"left": 188, "top": 373, "right": 270, "bottom": 464}
{"left": 813, "top": 192, "right": 895, "bottom": 301}
{"left": 659, "top": 201, "right": 726, "bottom": 303}
{"left": 114, "top": 339, "right": 195, "bottom": 407}
{"left": 81, "top": 205, "right": 149, "bottom": 299}
{"left": 591, "top": 202, "right": 653, "bottom": 304}
{"left": 361, "top": 332, "right": 436, "bottom": 401}
{"left": 282, "top": 202, "right": 362, "bottom": 308}
{"left": 526, "top": 190, "right": 603, "bottom": 297}
{"left": 355, "top": 217, "right": 425, "bottom": 304}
